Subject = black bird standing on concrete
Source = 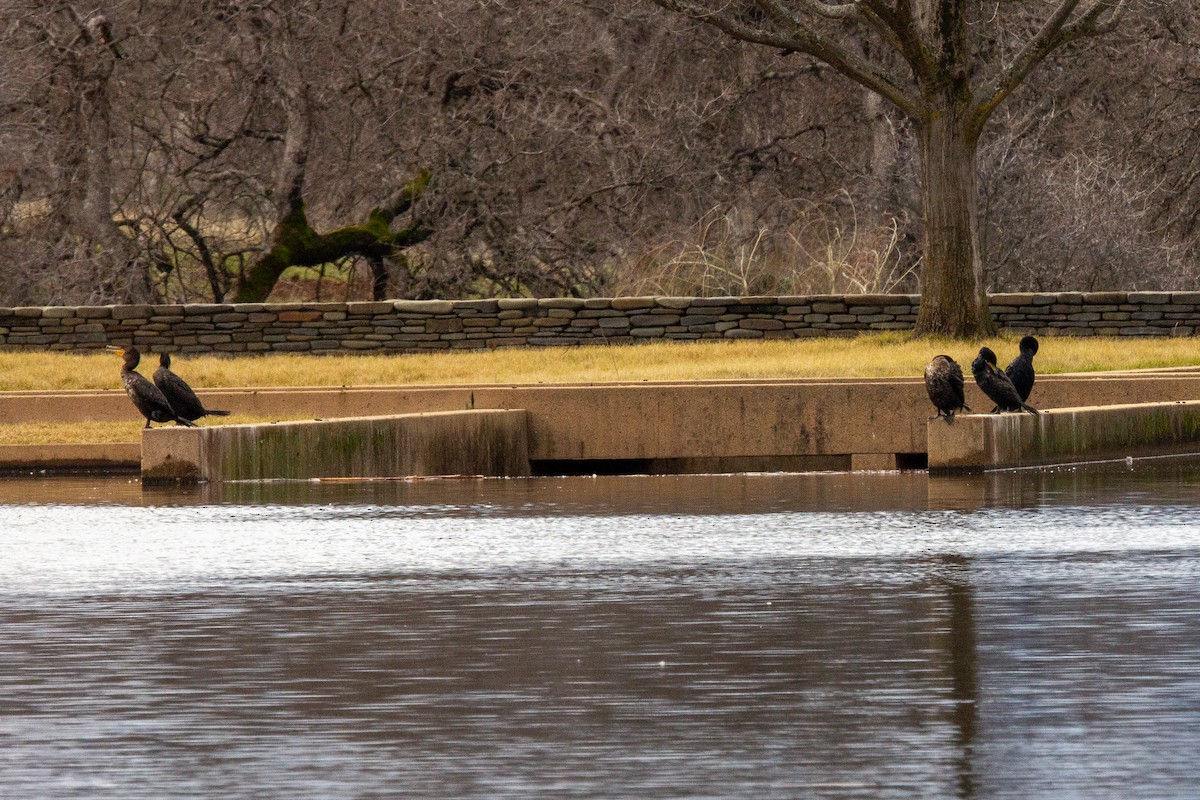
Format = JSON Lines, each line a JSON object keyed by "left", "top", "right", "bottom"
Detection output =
{"left": 972, "top": 347, "right": 1038, "bottom": 415}
{"left": 109, "top": 346, "right": 197, "bottom": 428}
{"left": 924, "top": 355, "right": 971, "bottom": 419}
{"left": 1004, "top": 335, "right": 1039, "bottom": 402}
{"left": 154, "top": 353, "right": 231, "bottom": 423}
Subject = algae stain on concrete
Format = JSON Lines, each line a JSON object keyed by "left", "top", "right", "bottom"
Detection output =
{"left": 182, "top": 411, "right": 531, "bottom": 482}
{"left": 934, "top": 401, "right": 1200, "bottom": 472}
{"left": 1038, "top": 410, "right": 1084, "bottom": 460}
{"left": 211, "top": 423, "right": 299, "bottom": 481}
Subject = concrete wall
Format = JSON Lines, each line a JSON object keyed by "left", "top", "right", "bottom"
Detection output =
{"left": 3, "top": 291, "right": 1199, "bottom": 353}
{"left": 142, "top": 410, "right": 531, "bottom": 482}
{"left": 7, "top": 373, "right": 1200, "bottom": 473}
{"left": 928, "top": 401, "right": 1200, "bottom": 472}
{"left": 0, "top": 442, "right": 140, "bottom": 472}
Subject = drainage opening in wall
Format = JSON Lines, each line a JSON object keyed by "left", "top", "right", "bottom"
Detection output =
{"left": 532, "top": 459, "right": 657, "bottom": 477}
{"left": 896, "top": 452, "right": 929, "bottom": 470}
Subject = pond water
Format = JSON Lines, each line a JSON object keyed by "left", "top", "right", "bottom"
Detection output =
{"left": 2, "top": 462, "right": 1200, "bottom": 799}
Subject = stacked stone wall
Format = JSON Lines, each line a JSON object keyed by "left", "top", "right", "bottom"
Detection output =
{"left": 1, "top": 292, "right": 1197, "bottom": 353}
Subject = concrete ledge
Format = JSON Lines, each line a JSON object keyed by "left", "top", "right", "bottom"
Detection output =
{"left": 928, "top": 401, "right": 1200, "bottom": 472}
{"left": 7, "top": 372, "right": 1200, "bottom": 475}
{"left": 143, "top": 410, "right": 531, "bottom": 482}
{"left": 0, "top": 443, "right": 141, "bottom": 471}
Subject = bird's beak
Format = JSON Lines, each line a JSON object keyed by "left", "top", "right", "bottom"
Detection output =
{"left": 105, "top": 345, "right": 125, "bottom": 356}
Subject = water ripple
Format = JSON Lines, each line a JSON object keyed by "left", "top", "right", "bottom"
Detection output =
{"left": 1, "top": 470, "right": 1200, "bottom": 798}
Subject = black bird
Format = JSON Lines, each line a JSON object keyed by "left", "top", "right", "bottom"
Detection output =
{"left": 110, "top": 346, "right": 196, "bottom": 428}
{"left": 153, "top": 353, "right": 231, "bottom": 423}
{"left": 924, "top": 355, "right": 971, "bottom": 419}
{"left": 972, "top": 347, "right": 1038, "bottom": 415}
{"left": 1004, "top": 335, "right": 1039, "bottom": 402}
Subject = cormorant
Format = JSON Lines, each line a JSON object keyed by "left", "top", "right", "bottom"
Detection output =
{"left": 924, "top": 355, "right": 971, "bottom": 418}
{"left": 972, "top": 347, "right": 1038, "bottom": 415}
{"left": 1004, "top": 335, "right": 1039, "bottom": 402}
{"left": 110, "top": 346, "right": 196, "bottom": 428}
{"left": 153, "top": 353, "right": 231, "bottom": 423}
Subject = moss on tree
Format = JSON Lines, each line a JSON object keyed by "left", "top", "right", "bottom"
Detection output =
{"left": 234, "top": 169, "right": 431, "bottom": 303}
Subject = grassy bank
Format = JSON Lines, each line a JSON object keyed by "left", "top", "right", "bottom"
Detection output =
{"left": 0, "top": 417, "right": 284, "bottom": 446}
{"left": 2, "top": 334, "right": 1197, "bottom": 447}
{"left": 2, "top": 334, "right": 1198, "bottom": 393}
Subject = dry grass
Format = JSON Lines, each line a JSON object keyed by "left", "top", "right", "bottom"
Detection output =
{"left": 0, "top": 420, "right": 164, "bottom": 445}
{"left": 0, "top": 416, "right": 303, "bottom": 445}
{"left": 1, "top": 334, "right": 1198, "bottom": 392}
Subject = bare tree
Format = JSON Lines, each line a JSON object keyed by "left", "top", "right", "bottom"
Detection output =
{"left": 0, "top": 0, "right": 877, "bottom": 305}
{"left": 8, "top": 0, "right": 1191, "bottom": 312}
{"left": 214, "top": 2, "right": 431, "bottom": 303}
{"left": 644, "top": 0, "right": 1126, "bottom": 336}
{"left": 1, "top": 0, "right": 145, "bottom": 303}
{"left": 408, "top": 2, "right": 866, "bottom": 298}
{"left": 1130, "top": 4, "right": 1200, "bottom": 282}
{"left": 977, "top": 4, "right": 1199, "bottom": 292}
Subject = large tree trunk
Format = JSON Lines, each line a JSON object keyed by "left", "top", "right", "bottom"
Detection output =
{"left": 80, "top": 75, "right": 121, "bottom": 257}
{"left": 53, "top": 11, "right": 145, "bottom": 303}
{"left": 647, "top": 0, "right": 1124, "bottom": 337}
{"left": 914, "top": 108, "right": 991, "bottom": 337}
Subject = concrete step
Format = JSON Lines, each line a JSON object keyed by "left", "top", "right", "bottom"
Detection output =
{"left": 142, "top": 410, "right": 531, "bottom": 482}
{"left": 928, "top": 401, "right": 1200, "bottom": 472}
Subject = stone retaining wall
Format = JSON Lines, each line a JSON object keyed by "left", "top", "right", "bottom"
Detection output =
{"left": 1, "top": 291, "right": 1197, "bottom": 353}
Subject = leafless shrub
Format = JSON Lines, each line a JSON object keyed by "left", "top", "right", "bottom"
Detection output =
{"left": 987, "top": 151, "right": 1188, "bottom": 291}
{"left": 615, "top": 198, "right": 918, "bottom": 297}
{"left": 977, "top": 4, "right": 1200, "bottom": 292}
{"left": 787, "top": 198, "right": 919, "bottom": 295}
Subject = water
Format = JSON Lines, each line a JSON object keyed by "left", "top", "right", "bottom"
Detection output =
{"left": 2, "top": 463, "right": 1200, "bottom": 798}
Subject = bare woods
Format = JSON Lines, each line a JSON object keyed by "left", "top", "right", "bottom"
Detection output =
{"left": 0, "top": 1, "right": 1196, "bottom": 310}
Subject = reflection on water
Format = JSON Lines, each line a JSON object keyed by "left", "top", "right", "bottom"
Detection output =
{"left": 2, "top": 462, "right": 1200, "bottom": 798}
{"left": 5, "top": 455, "right": 1200, "bottom": 512}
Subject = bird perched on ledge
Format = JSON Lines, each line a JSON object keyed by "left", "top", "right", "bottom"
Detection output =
{"left": 109, "top": 346, "right": 196, "bottom": 428}
{"left": 1004, "top": 335, "right": 1039, "bottom": 402}
{"left": 153, "top": 353, "right": 231, "bottom": 423}
{"left": 924, "top": 355, "right": 970, "bottom": 419}
{"left": 972, "top": 347, "right": 1039, "bottom": 415}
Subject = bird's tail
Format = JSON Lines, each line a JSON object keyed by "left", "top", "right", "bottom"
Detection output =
{"left": 207, "top": 409, "right": 231, "bottom": 416}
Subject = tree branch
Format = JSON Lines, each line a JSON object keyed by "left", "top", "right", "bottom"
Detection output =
{"left": 274, "top": 82, "right": 312, "bottom": 213}
{"left": 853, "top": 1, "right": 917, "bottom": 66}
{"left": 234, "top": 169, "right": 433, "bottom": 303}
{"left": 375, "top": 168, "right": 432, "bottom": 224}
{"left": 1061, "top": 0, "right": 1126, "bottom": 40}
{"left": 760, "top": 0, "right": 859, "bottom": 23}
{"left": 971, "top": 0, "right": 1085, "bottom": 137}
{"left": 794, "top": 0, "right": 860, "bottom": 19}
{"left": 171, "top": 199, "right": 225, "bottom": 301}
{"left": 652, "top": 0, "right": 924, "bottom": 118}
